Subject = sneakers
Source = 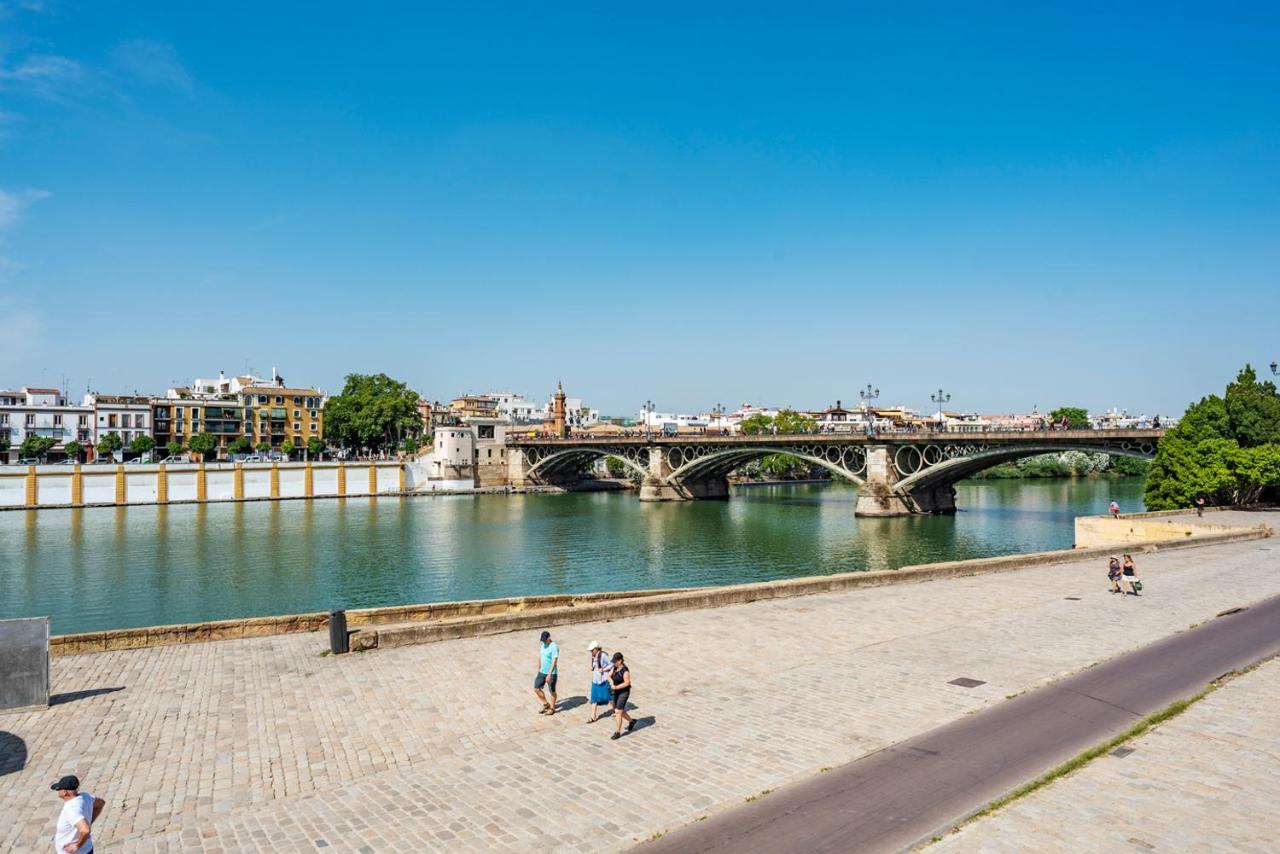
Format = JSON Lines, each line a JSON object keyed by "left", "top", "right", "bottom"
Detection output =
{"left": 627, "top": 720, "right": 636, "bottom": 734}
{"left": 610, "top": 732, "right": 621, "bottom": 740}
{"left": 538, "top": 704, "right": 551, "bottom": 715}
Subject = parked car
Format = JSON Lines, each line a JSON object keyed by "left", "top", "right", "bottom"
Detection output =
{"left": 157, "top": 456, "right": 187, "bottom": 464}
{"left": 17, "top": 457, "right": 40, "bottom": 465}
{"left": 54, "top": 458, "right": 79, "bottom": 465}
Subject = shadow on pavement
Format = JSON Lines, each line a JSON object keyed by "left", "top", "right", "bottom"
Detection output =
{"left": 49, "top": 687, "right": 125, "bottom": 706}
{"left": 0, "top": 731, "right": 27, "bottom": 776}
{"left": 557, "top": 695, "right": 588, "bottom": 712}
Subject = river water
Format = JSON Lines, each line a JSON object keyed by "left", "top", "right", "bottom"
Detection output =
{"left": 0, "top": 478, "right": 1145, "bottom": 634}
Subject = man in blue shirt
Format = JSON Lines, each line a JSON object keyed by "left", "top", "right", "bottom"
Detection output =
{"left": 534, "top": 630, "right": 559, "bottom": 715}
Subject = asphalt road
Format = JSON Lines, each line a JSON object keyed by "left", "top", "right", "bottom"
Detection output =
{"left": 643, "top": 593, "right": 1280, "bottom": 854}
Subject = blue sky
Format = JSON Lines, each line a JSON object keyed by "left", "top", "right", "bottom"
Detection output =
{"left": 2, "top": 2, "right": 1278, "bottom": 417}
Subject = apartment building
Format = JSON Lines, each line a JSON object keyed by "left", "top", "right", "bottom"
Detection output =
{"left": 83, "top": 393, "right": 152, "bottom": 450}
{"left": 239, "top": 384, "right": 324, "bottom": 450}
{"left": 153, "top": 390, "right": 247, "bottom": 459}
{"left": 0, "top": 387, "right": 93, "bottom": 461}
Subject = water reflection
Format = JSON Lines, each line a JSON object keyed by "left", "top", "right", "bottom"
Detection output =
{"left": 0, "top": 479, "right": 1146, "bottom": 634}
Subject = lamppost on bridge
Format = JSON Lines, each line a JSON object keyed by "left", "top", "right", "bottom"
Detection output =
{"left": 1271, "top": 360, "right": 1277, "bottom": 377}
{"left": 931, "top": 389, "right": 951, "bottom": 430}
{"left": 641, "top": 400, "right": 655, "bottom": 441}
{"left": 859, "top": 384, "right": 879, "bottom": 435}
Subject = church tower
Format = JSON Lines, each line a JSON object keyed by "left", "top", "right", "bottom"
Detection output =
{"left": 553, "top": 381, "right": 567, "bottom": 437}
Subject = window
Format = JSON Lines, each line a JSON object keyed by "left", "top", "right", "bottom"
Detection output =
{"left": 310, "top": 423, "right": 317, "bottom": 432}
{"left": 293, "top": 409, "right": 300, "bottom": 418}
{"left": 274, "top": 396, "right": 283, "bottom": 405}
{"left": 109, "top": 414, "right": 118, "bottom": 428}
{"left": 310, "top": 410, "right": 317, "bottom": 418}
{"left": 78, "top": 415, "right": 87, "bottom": 426}
{"left": 176, "top": 407, "right": 184, "bottom": 418}
{"left": 292, "top": 396, "right": 301, "bottom": 405}
{"left": 258, "top": 395, "right": 269, "bottom": 405}
{"left": 136, "top": 415, "right": 146, "bottom": 429}
{"left": 0, "top": 414, "right": 7, "bottom": 425}
{"left": 54, "top": 414, "right": 63, "bottom": 427}
{"left": 293, "top": 423, "right": 300, "bottom": 431}
{"left": 26, "top": 414, "right": 35, "bottom": 426}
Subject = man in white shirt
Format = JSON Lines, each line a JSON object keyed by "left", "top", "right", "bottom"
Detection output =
{"left": 50, "top": 775, "right": 105, "bottom": 853}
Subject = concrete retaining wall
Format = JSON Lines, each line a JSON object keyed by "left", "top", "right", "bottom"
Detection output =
{"left": 1075, "top": 514, "right": 1273, "bottom": 548}
{"left": 0, "top": 461, "right": 406, "bottom": 510}
{"left": 48, "top": 524, "right": 1271, "bottom": 657}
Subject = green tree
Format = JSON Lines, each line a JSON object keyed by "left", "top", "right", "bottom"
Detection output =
{"left": 165, "top": 440, "right": 185, "bottom": 458}
{"left": 63, "top": 440, "right": 83, "bottom": 461}
{"left": 130, "top": 435, "right": 156, "bottom": 455}
{"left": 306, "top": 437, "right": 325, "bottom": 458}
{"left": 228, "top": 436, "right": 252, "bottom": 455}
{"left": 188, "top": 433, "right": 217, "bottom": 460}
{"left": 19, "top": 434, "right": 56, "bottom": 460}
{"left": 281, "top": 439, "right": 295, "bottom": 457}
{"left": 1048, "top": 407, "right": 1090, "bottom": 429}
{"left": 739, "top": 413, "right": 774, "bottom": 435}
{"left": 401, "top": 437, "right": 419, "bottom": 454}
{"left": 256, "top": 440, "right": 271, "bottom": 453}
{"left": 773, "top": 409, "right": 817, "bottom": 434}
{"left": 0, "top": 434, "right": 10, "bottom": 454}
{"left": 97, "top": 431, "right": 123, "bottom": 454}
{"left": 323, "top": 373, "right": 423, "bottom": 452}
{"left": 1145, "top": 366, "right": 1280, "bottom": 509}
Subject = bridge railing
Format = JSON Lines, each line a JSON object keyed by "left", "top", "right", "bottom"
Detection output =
{"left": 505, "top": 426, "right": 1167, "bottom": 444}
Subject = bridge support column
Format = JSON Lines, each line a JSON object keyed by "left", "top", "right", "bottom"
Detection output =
{"left": 854, "top": 446, "right": 956, "bottom": 517}
{"left": 507, "top": 448, "right": 534, "bottom": 488}
{"left": 639, "top": 446, "right": 690, "bottom": 501}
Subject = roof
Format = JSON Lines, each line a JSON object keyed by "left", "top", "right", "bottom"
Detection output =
{"left": 23, "top": 387, "right": 60, "bottom": 394}
{"left": 240, "top": 386, "right": 322, "bottom": 397}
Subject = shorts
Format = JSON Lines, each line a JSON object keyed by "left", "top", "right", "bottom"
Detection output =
{"left": 612, "top": 689, "right": 630, "bottom": 710}
{"left": 535, "top": 672, "right": 557, "bottom": 693}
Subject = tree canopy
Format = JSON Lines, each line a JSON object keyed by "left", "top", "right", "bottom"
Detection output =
{"left": 130, "top": 435, "right": 156, "bottom": 454}
{"left": 188, "top": 433, "right": 217, "bottom": 458}
{"left": 323, "top": 373, "right": 423, "bottom": 452}
{"left": 1049, "top": 407, "right": 1090, "bottom": 429}
{"left": 165, "top": 440, "right": 185, "bottom": 457}
{"left": 1145, "top": 365, "right": 1280, "bottom": 509}
{"left": 97, "top": 431, "right": 123, "bottom": 454}
{"left": 739, "top": 410, "right": 817, "bottom": 435}
{"left": 20, "top": 434, "right": 56, "bottom": 459}
{"left": 63, "top": 440, "right": 83, "bottom": 461}
{"left": 228, "top": 437, "right": 252, "bottom": 455}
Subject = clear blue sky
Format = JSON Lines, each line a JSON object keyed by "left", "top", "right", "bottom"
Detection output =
{"left": 2, "top": 3, "right": 1278, "bottom": 417}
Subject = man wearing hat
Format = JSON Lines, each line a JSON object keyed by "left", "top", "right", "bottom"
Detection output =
{"left": 50, "top": 775, "right": 105, "bottom": 853}
{"left": 534, "top": 630, "right": 559, "bottom": 715}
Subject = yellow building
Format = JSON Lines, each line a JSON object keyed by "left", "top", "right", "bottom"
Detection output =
{"left": 238, "top": 385, "right": 324, "bottom": 450}
{"left": 153, "top": 392, "right": 246, "bottom": 459}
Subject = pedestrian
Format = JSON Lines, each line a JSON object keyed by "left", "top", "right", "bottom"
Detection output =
{"left": 50, "top": 775, "right": 105, "bottom": 854}
{"left": 534, "top": 630, "right": 559, "bottom": 715}
{"left": 587, "top": 641, "right": 614, "bottom": 723}
{"left": 1122, "top": 554, "right": 1141, "bottom": 595}
{"left": 1196, "top": 496, "right": 1205, "bottom": 517}
{"left": 1108, "top": 500, "right": 1120, "bottom": 519}
{"left": 1108, "top": 556, "right": 1124, "bottom": 594}
{"left": 608, "top": 651, "right": 635, "bottom": 740}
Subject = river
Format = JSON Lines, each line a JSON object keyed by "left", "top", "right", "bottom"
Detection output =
{"left": 0, "top": 478, "right": 1145, "bottom": 634}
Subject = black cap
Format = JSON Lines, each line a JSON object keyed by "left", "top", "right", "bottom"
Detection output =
{"left": 50, "top": 775, "right": 80, "bottom": 791}
{"left": 539, "top": 631, "right": 551, "bottom": 641}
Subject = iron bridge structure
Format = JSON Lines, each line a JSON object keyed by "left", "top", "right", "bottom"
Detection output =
{"left": 506, "top": 429, "right": 1164, "bottom": 516}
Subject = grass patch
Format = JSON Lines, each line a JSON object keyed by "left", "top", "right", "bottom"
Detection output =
{"left": 744, "top": 788, "right": 774, "bottom": 803}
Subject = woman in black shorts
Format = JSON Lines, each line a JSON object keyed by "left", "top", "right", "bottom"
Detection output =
{"left": 609, "top": 652, "right": 635, "bottom": 741}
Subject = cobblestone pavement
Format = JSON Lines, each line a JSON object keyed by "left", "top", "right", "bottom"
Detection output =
{"left": 1, "top": 529, "right": 1277, "bottom": 852}
{"left": 931, "top": 656, "right": 1280, "bottom": 853}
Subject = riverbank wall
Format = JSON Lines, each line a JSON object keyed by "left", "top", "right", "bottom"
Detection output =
{"left": 48, "top": 521, "right": 1270, "bottom": 656}
{"left": 1074, "top": 507, "right": 1273, "bottom": 548}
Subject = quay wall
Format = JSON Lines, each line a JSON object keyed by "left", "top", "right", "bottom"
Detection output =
{"left": 48, "top": 523, "right": 1271, "bottom": 656}
{"left": 0, "top": 461, "right": 410, "bottom": 510}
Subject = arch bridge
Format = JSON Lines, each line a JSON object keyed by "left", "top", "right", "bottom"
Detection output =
{"left": 506, "top": 429, "right": 1164, "bottom": 516}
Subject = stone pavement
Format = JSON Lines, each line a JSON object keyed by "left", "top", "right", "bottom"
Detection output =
{"left": 1, "top": 526, "right": 1277, "bottom": 852}
{"left": 931, "top": 656, "right": 1280, "bottom": 853}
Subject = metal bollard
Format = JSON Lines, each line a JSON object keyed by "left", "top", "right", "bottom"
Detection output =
{"left": 329, "top": 609, "right": 349, "bottom": 654}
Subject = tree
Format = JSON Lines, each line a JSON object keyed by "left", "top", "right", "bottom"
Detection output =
{"left": 188, "top": 433, "right": 217, "bottom": 460}
{"left": 281, "top": 439, "right": 295, "bottom": 457}
{"left": 773, "top": 409, "right": 817, "bottom": 434}
{"left": 97, "top": 431, "right": 123, "bottom": 454}
{"left": 306, "top": 437, "right": 324, "bottom": 458}
{"left": 1145, "top": 366, "right": 1280, "bottom": 509}
{"left": 256, "top": 440, "right": 271, "bottom": 453}
{"left": 63, "top": 440, "right": 83, "bottom": 461}
{"left": 401, "top": 437, "right": 419, "bottom": 454}
{"left": 166, "top": 440, "right": 185, "bottom": 458}
{"left": 0, "top": 434, "right": 9, "bottom": 453}
{"left": 19, "top": 434, "right": 56, "bottom": 460}
{"left": 1049, "top": 407, "right": 1090, "bottom": 429}
{"left": 323, "top": 373, "right": 423, "bottom": 452}
{"left": 228, "top": 436, "right": 252, "bottom": 455}
{"left": 130, "top": 435, "right": 156, "bottom": 455}
{"left": 739, "top": 413, "right": 773, "bottom": 435}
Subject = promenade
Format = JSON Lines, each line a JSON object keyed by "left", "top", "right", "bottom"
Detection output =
{"left": 0, "top": 518, "right": 1276, "bottom": 852}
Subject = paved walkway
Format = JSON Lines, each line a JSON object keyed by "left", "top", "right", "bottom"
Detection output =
{"left": 932, "top": 655, "right": 1280, "bottom": 853}
{"left": 1, "top": 527, "right": 1277, "bottom": 852}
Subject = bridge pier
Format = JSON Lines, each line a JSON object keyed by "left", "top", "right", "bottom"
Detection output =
{"left": 638, "top": 447, "right": 729, "bottom": 501}
{"left": 854, "top": 446, "right": 955, "bottom": 517}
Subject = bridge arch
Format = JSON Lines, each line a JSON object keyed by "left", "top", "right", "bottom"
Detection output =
{"left": 891, "top": 442, "right": 1156, "bottom": 495}
{"left": 666, "top": 444, "right": 867, "bottom": 486}
{"left": 522, "top": 445, "right": 650, "bottom": 481}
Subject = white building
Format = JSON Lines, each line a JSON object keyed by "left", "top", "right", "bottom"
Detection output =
{"left": 83, "top": 393, "right": 152, "bottom": 451}
{"left": 0, "top": 387, "right": 93, "bottom": 462}
{"left": 484, "top": 391, "right": 543, "bottom": 423}
{"left": 546, "top": 394, "right": 599, "bottom": 428}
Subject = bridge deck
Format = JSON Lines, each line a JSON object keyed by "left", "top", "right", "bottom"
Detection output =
{"left": 507, "top": 429, "right": 1165, "bottom": 446}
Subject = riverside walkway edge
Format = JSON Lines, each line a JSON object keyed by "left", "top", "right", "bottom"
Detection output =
{"left": 49, "top": 523, "right": 1271, "bottom": 656}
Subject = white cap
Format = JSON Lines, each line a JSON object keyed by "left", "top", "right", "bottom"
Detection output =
{"left": 587, "top": 641, "right": 600, "bottom": 650}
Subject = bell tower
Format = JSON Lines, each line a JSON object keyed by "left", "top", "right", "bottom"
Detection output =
{"left": 553, "top": 381, "right": 567, "bottom": 437}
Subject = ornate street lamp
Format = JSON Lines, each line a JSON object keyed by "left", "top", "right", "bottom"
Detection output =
{"left": 859, "top": 384, "right": 880, "bottom": 409}
{"left": 642, "top": 400, "right": 655, "bottom": 440}
{"left": 711, "top": 403, "right": 725, "bottom": 434}
{"left": 931, "top": 389, "right": 950, "bottom": 430}
{"left": 1271, "top": 360, "right": 1277, "bottom": 377}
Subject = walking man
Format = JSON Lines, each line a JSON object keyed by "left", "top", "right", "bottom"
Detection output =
{"left": 1196, "top": 496, "right": 1206, "bottom": 517}
{"left": 534, "top": 630, "right": 559, "bottom": 715}
{"left": 50, "top": 776, "right": 105, "bottom": 853}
